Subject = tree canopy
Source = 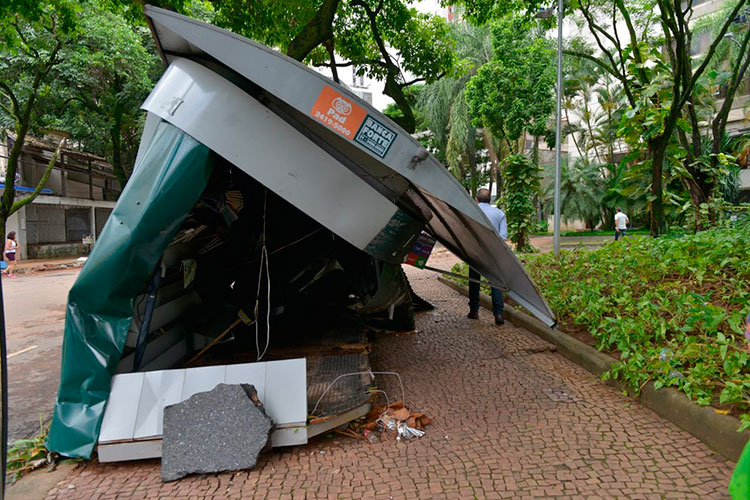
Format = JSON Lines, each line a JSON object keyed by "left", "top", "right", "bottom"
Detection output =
{"left": 209, "top": 0, "right": 455, "bottom": 133}
{"left": 0, "top": 0, "right": 81, "bottom": 236}
{"left": 51, "top": 1, "right": 160, "bottom": 188}
{"left": 418, "top": 23, "right": 495, "bottom": 196}
{"left": 452, "top": 0, "right": 750, "bottom": 235}
{"left": 466, "top": 17, "right": 555, "bottom": 149}
{"left": 3, "top": 0, "right": 750, "bottom": 240}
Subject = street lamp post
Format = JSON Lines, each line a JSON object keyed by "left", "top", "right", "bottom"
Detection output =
{"left": 553, "top": 1, "right": 563, "bottom": 256}
{"left": 537, "top": 2, "right": 563, "bottom": 255}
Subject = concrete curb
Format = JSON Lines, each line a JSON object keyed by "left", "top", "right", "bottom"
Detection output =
{"left": 438, "top": 276, "right": 750, "bottom": 461}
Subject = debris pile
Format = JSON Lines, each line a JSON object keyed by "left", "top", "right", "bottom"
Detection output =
{"left": 349, "top": 400, "right": 431, "bottom": 443}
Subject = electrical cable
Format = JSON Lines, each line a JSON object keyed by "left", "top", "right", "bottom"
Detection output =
{"left": 255, "top": 189, "right": 271, "bottom": 361}
{"left": 267, "top": 228, "right": 323, "bottom": 258}
{"left": 262, "top": 243, "right": 271, "bottom": 360}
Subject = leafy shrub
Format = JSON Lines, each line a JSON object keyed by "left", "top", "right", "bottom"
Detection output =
{"left": 6, "top": 419, "right": 65, "bottom": 483}
{"left": 501, "top": 154, "right": 542, "bottom": 252}
{"left": 451, "top": 224, "right": 750, "bottom": 430}
{"left": 521, "top": 224, "right": 750, "bottom": 429}
{"left": 532, "top": 219, "right": 549, "bottom": 234}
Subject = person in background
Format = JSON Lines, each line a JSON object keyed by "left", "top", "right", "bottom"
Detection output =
{"left": 467, "top": 188, "right": 506, "bottom": 325}
{"left": 4, "top": 231, "right": 19, "bottom": 277}
{"left": 614, "top": 207, "right": 629, "bottom": 241}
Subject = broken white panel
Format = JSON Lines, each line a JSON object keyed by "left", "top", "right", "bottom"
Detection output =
{"left": 271, "top": 427, "right": 308, "bottom": 447}
{"left": 133, "top": 370, "right": 185, "bottom": 440}
{"left": 264, "top": 358, "right": 307, "bottom": 427}
{"left": 98, "top": 359, "right": 307, "bottom": 462}
{"left": 99, "top": 374, "right": 145, "bottom": 444}
{"left": 181, "top": 365, "right": 225, "bottom": 399}
{"left": 98, "top": 440, "right": 163, "bottom": 463}
{"left": 226, "top": 362, "right": 266, "bottom": 402}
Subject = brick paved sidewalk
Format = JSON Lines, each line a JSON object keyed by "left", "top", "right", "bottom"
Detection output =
{"left": 44, "top": 265, "right": 733, "bottom": 499}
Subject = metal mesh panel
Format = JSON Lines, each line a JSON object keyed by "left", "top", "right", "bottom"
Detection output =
{"left": 307, "top": 354, "right": 370, "bottom": 417}
{"left": 25, "top": 205, "right": 66, "bottom": 243}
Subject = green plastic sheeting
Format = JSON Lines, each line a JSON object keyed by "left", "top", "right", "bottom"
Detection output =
{"left": 46, "top": 122, "right": 214, "bottom": 458}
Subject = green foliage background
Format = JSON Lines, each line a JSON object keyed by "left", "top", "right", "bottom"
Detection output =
{"left": 523, "top": 225, "right": 750, "bottom": 430}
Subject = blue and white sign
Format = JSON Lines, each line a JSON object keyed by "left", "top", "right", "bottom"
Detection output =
{"left": 354, "top": 116, "right": 397, "bottom": 158}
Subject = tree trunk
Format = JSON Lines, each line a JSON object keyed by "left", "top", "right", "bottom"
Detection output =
{"left": 605, "top": 105, "right": 615, "bottom": 164}
{"left": 110, "top": 99, "right": 127, "bottom": 191}
{"left": 683, "top": 177, "right": 708, "bottom": 231}
{"left": 601, "top": 207, "right": 613, "bottom": 232}
{"left": 467, "top": 146, "right": 478, "bottom": 197}
{"left": 383, "top": 72, "right": 416, "bottom": 133}
{"left": 285, "top": 0, "right": 340, "bottom": 62}
{"left": 496, "top": 139, "right": 508, "bottom": 199}
{"left": 564, "top": 108, "right": 584, "bottom": 158}
{"left": 1, "top": 93, "right": 38, "bottom": 233}
{"left": 324, "top": 39, "right": 339, "bottom": 83}
{"left": 516, "top": 226, "right": 526, "bottom": 251}
{"left": 649, "top": 139, "right": 667, "bottom": 236}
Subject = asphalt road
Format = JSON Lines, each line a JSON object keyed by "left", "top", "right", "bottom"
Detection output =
{"left": 2, "top": 270, "right": 80, "bottom": 442}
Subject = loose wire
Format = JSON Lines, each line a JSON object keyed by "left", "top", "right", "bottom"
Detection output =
{"left": 255, "top": 189, "right": 271, "bottom": 361}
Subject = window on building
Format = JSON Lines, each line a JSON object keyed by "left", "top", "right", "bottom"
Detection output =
{"left": 351, "top": 67, "right": 365, "bottom": 87}
{"left": 65, "top": 208, "right": 91, "bottom": 242}
{"left": 690, "top": 31, "right": 712, "bottom": 56}
{"left": 357, "top": 91, "right": 373, "bottom": 105}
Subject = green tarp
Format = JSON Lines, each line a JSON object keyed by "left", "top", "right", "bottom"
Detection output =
{"left": 46, "top": 122, "right": 214, "bottom": 458}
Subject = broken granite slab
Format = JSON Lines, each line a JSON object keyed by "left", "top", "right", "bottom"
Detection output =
{"left": 161, "top": 383, "right": 273, "bottom": 482}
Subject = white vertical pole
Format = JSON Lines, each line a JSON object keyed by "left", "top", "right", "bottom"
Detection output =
{"left": 553, "top": 0, "right": 563, "bottom": 256}
{"left": 90, "top": 206, "right": 96, "bottom": 243}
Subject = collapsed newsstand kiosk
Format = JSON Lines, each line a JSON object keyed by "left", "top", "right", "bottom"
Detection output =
{"left": 46, "top": 6, "right": 556, "bottom": 461}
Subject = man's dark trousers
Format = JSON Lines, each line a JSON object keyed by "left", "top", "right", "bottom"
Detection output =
{"left": 468, "top": 267, "right": 504, "bottom": 316}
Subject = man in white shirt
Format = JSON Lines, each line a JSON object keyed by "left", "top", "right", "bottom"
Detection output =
{"left": 614, "top": 208, "right": 629, "bottom": 240}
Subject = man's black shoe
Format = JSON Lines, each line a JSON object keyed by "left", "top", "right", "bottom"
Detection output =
{"left": 494, "top": 315, "right": 505, "bottom": 325}
{"left": 467, "top": 311, "right": 479, "bottom": 320}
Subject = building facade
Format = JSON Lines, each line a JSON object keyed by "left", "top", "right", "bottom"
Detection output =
{"left": 0, "top": 133, "right": 121, "bottom": 259}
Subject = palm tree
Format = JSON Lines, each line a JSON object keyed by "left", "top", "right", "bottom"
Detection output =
{"left": 418, "top": 23, "right": 500, "bottom": 196}
{"left": 542, "top": 159, "right": 606, "bottom": 230}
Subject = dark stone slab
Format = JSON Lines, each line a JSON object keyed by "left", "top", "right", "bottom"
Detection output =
{"left": 161, "top": 383, "right": 273, "bottom": 482}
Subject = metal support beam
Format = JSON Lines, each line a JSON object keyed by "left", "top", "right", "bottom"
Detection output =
{"left": 88, "top": 159, "right": 94, "bottom": 200}
{"left": 60, "top": 152, "right": 67, "bottom": 198}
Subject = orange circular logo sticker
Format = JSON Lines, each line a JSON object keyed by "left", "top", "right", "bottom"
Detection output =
{"left": 332, "top": 97, "right": 352, "bottom": 116}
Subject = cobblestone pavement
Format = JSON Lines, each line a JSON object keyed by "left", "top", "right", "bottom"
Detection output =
{"left": 44, "top": 259, "right": 734, "bottom": 499}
